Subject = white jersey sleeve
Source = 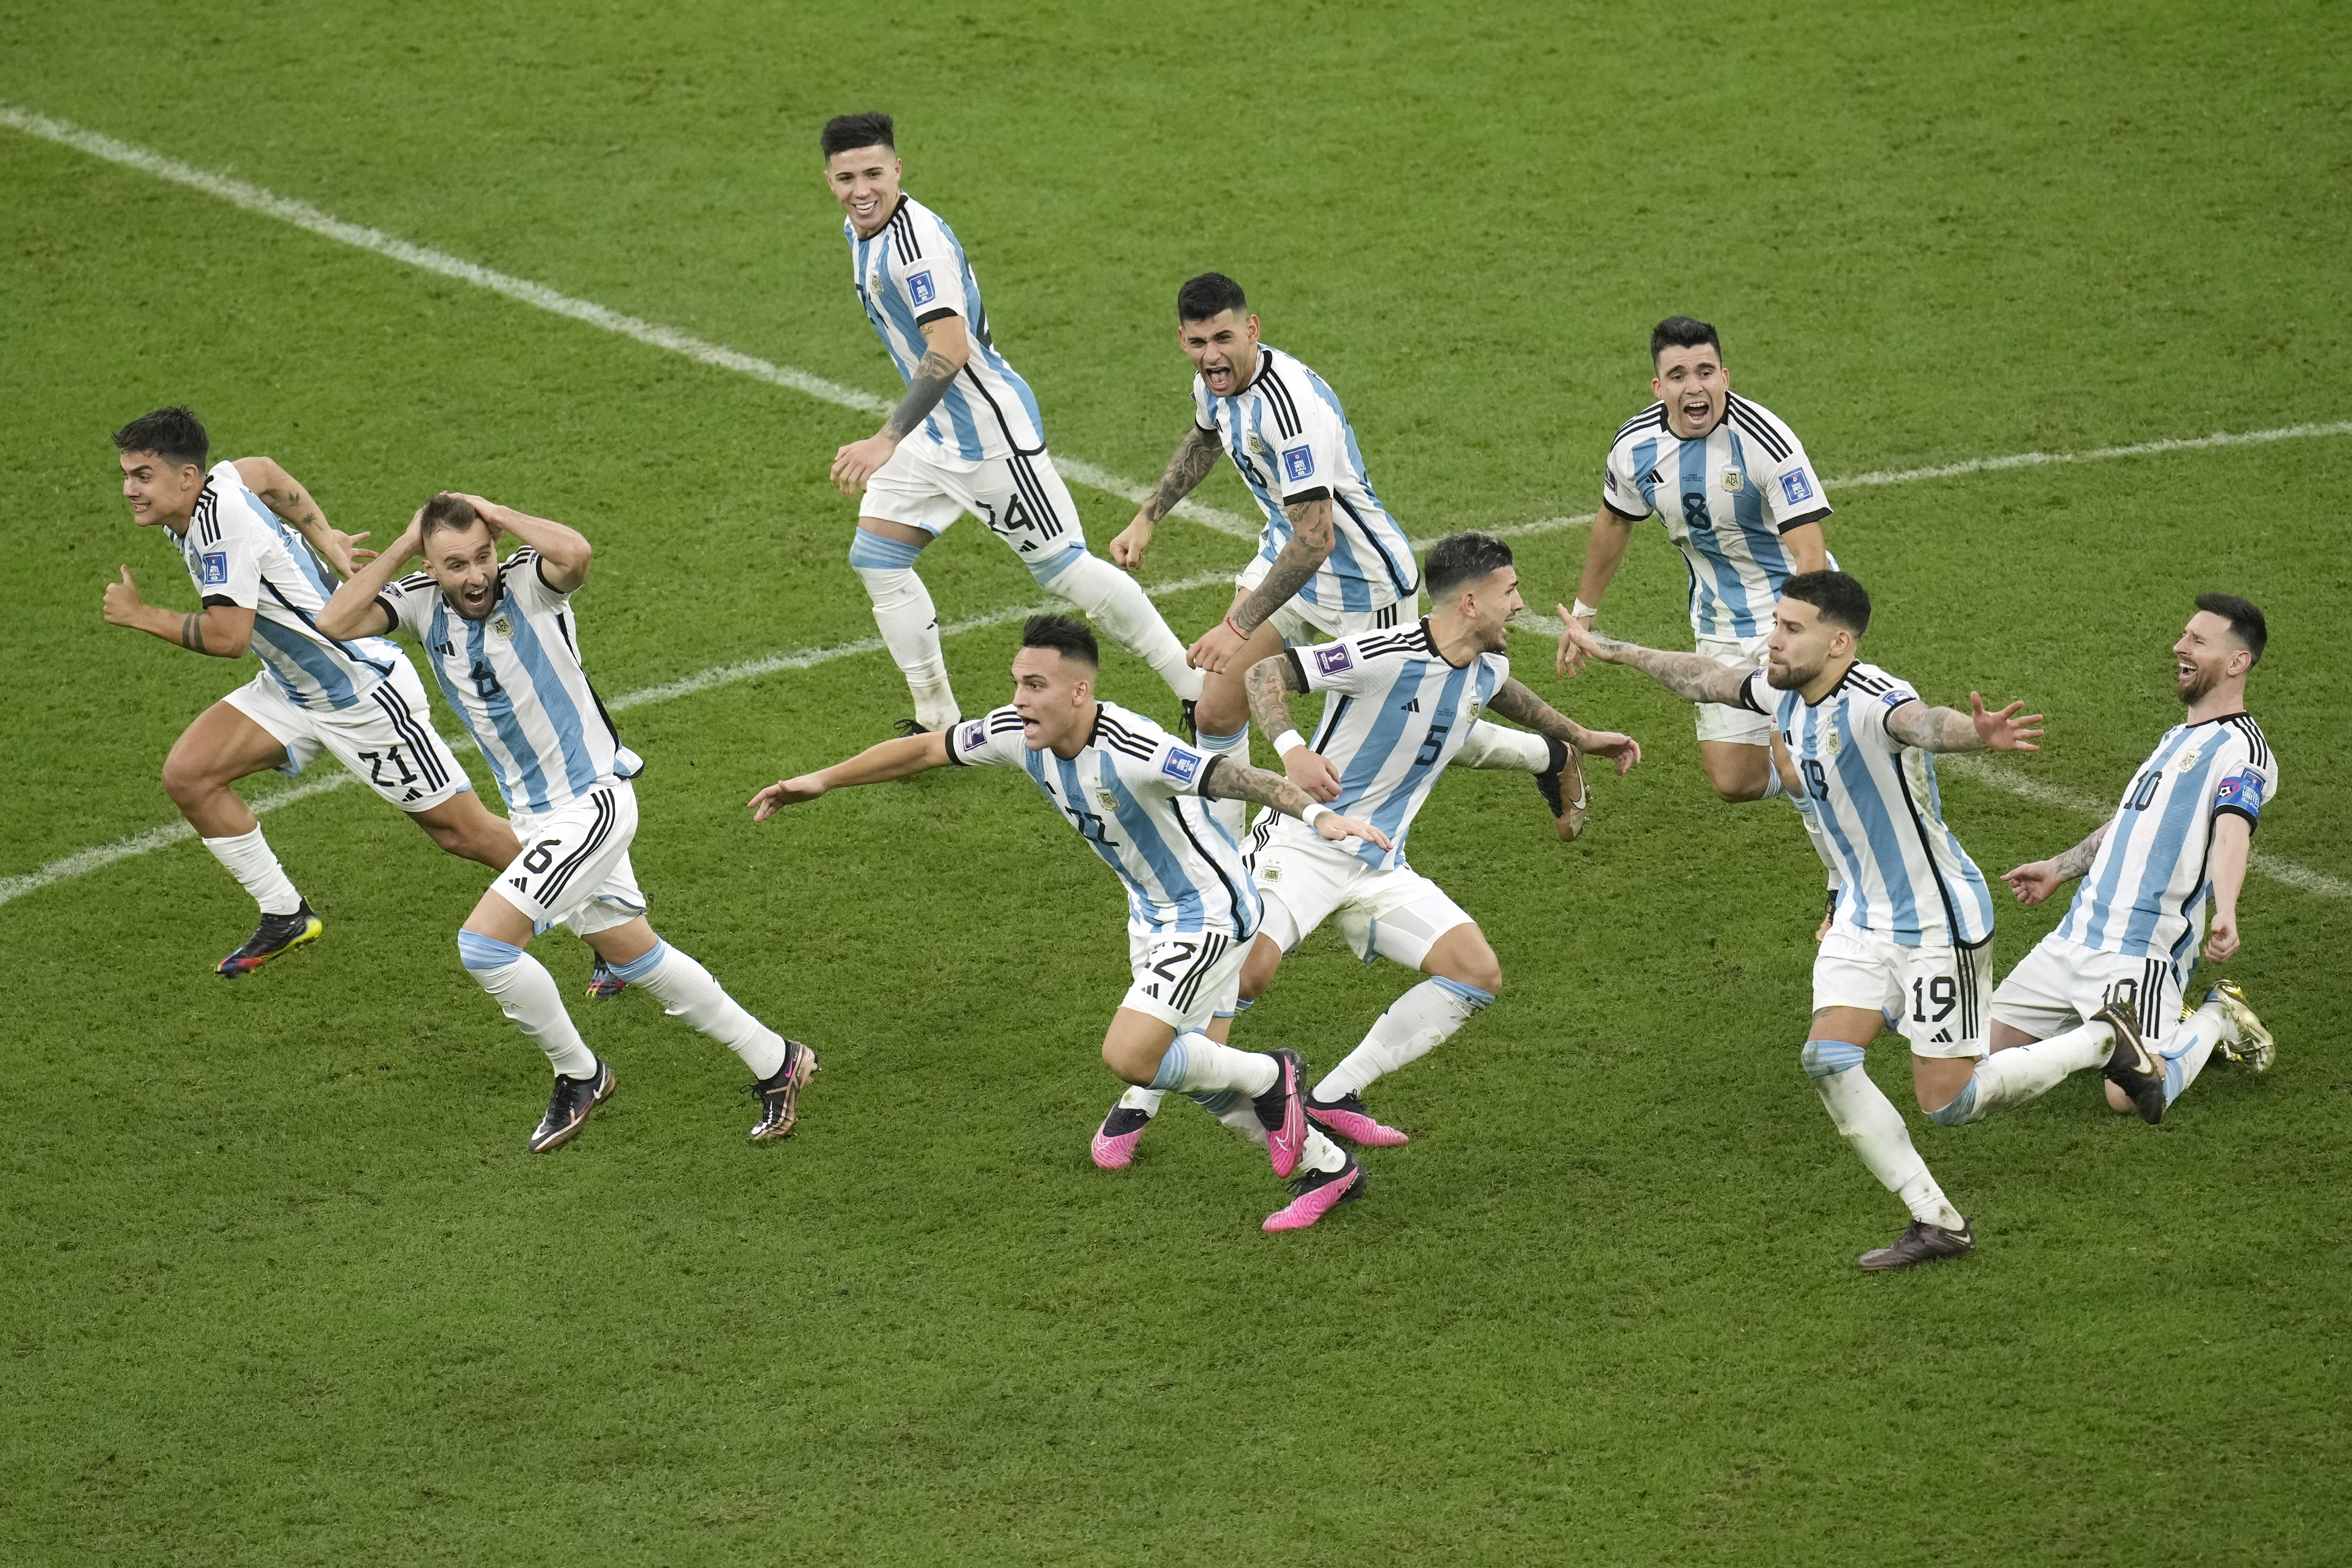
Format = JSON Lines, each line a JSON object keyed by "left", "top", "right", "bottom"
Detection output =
{"left": 1851, "top": 674, "right": 1924, "bottom": 748}
{"left": 1734, "top": 665, "right": 1774, "bottom": 715}
{"left": 1602, "top": 434, "right": 1657, "bottom": 522}
{"left": 1130, "top": 731, "right": 1219, "bottom": 801}
{"left": 184, "top": 503, "right": 265, "bottom": 608}
{"left": 2213, "top": 729, "right": 2278, "bottom": 830}
{"left": 885, "top": 203, "right": 969, "bottom": 327}
{"left": 1725, "top": 395, "right": 1833, "bottom": 533}
{"left": 374, "top": 570, "right": 435, "bottom": 638}
{"left": 946, "top": 705, "right": 1031, "bottom": 769}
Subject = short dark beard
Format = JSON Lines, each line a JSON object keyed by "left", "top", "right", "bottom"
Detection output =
{"left": 2177, "top": 665, "right": 2220, "bottom": 706}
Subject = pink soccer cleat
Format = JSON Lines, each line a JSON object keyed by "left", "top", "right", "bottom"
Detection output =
{"left": 1263, "top": 1155, "right": 1368, "bottom": 1232}
{"left": 1091, "top": 1103, "right": 1154, "bottom": 1170}
{"left": 1252, "top": 1049, "right": 1308, "bottom": 1178}
{"left": 1304, "top": 1091, "right": 1410, "bottom": 1147}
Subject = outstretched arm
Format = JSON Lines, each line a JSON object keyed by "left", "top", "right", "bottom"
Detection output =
{"left": 1554, "top": 608, "right": 1751, "bottom": 706}
{"left": 1485, "top": 679, "right": 1643, "bottom": 775}
{"left": 747, "top": 731, "right": 953, "bottom": 820}
{"left": 1202, "top": 758, "right": 1391, "bottom": 851}
{"left": 2001, "top": 818, "right": 2110, "bottom": 906}
{"left": 1111, "top": 425, "right": 1224, "bottom": 571}
{"left": 233, "top": 456, "right": 373, "bottom": 577}
{"left": 1884, "top": 692, "right": 2044, "bottom": 755}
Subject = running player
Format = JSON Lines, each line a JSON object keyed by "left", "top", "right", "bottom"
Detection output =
{"left": 820, "top": 113, "right": 1201, "bottom": 732}
{"left": 1091, "top": 534, "right": 1640, "bottom": 1166}
{"left": 748, "top": 615, "right": 1392, "bottom": 1232}
{"left": 1560, "top": 572, "right": 2045, "bottom": 1271}
{"left": 318, "top": 495, "right": 812, "bottom": 1152}
{"left": 103, "top": 406, "right": 517, "bottom": 977}
{"left": 1108, "top": 272, "right": 1587, "bottom": 839}
{"left": 1926, "top": 595, "right": 2278, "bottom": 1131}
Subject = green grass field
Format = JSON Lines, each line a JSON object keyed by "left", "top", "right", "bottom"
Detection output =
{"left": 3, "top": 2, "right": 2349, "bottom": 1562}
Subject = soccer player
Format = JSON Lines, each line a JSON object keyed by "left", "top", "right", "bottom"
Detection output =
{"left": 819, "top": 112, "right": 1201, "bottom": 732}
{"left": 1927, "top": 596, "right": 2278, "bottom": 1131}
{"left": 318, "top": 496, "right": 812, "bottom": 1152}
{"left": 102, "top": 406, "right": 518, "bottom": 977}
{"left": 1091, "top": 534, "right": 1640, "bottom": 1166}
{"left": 1559, "top": 572, "right": 2045, "bottom": 1271}
{"left": 1108, "top": 272, "right": 1587, "bottom": 839}
{"left": 747, "top": 615, "right": 1392, "bottom": 1232}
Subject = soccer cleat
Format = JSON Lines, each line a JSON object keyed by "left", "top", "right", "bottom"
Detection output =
{"left": 1305, "top": 1091, "right": 1409, "bottom": 1147}
{"left": 746, "top": 1039, "right": 818, "bottom": 1141}
{"left": 1253, "top": 1049, "right": 1309, "bottom": 1178}
{"left": 891, "top": 718, "right": 931, "bottom": 738}
{"left": 2203, "top": 979, "right": 2274, "bottom": 1074}
{"left": 1263, "top": 1154, "right": 1368, "bottom": 1232}
{"left": 585, "top": 957, "right": 627, "bottom": 1001}
{"left": 1532, "top": 735, "right": 1590, "bottom": 841}
{"left": 1180, "top": 698, "right": 1199, "bottom": 744}
{"left": 529, "top": 1058, "right": 615, "bottom": 1153}
{"left": 1858, "top": 1219, "right": 1975, "bottom": 1271}
{"left": 2094, "top": 1000, "right": 2165, "bottom": 1125}
{"left": 1091, "top": 1103, "right": 1154, "bottom": 1169}
{"left": 216, "top": 902, "right": 324, "bottom": 978}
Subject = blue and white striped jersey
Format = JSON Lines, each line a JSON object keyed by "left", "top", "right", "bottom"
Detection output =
{"left": 1274, "top": 621, "right": 1508, "bottom": 871}
{"left": 1193, "top": 345, "right": 1420, "bottom": 616}
{"left": 1603, "top": 395, "right": 1833, "bottom": 640}
{"left": 2056, "top": 714, "right": 2277, "bottom": 971}
{"left": 376, "top": 548, "right": 639, "bottom": 815}
{"left": 949, "top": 700, "right": 1260, "bottom": 941}
{"left": 847, "top": 193, "right": 1045, "bottom": 462}
{"left": 1741, "top": 661, "right": 1996, "bottom": 948}
{"left": 170, "top": 461, "right": 404, "bottom": 713}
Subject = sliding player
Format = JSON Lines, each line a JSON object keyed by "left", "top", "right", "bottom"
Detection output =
{"left": 319, "top": 496, "right": 811, "bottom": 1152}
{"left": 1109, "top": 272, "right": 1586, "bottom": 839}
{"left": 1929, "top": 596, "right": 2277, "bottom": 1130}
{"left": 1560, "top": 572, "right": 2049, "bottom": 1271}
{"left": 750, "top": 615, "right": 1391, "bottom": 1232}
{"left": 1091, "top": 534, "right": 1640, "bottom": 1165}
{"left": 819, "top": 112, "right": 1201, "bottom": 732}
{"left": 103, "top": 406, "right": 517, "bottom": 977}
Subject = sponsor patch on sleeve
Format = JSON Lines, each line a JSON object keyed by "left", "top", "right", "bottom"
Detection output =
{"left": 2215, "top": 768, "right": 2267, "bottom": 816}
{"left": 1780, "top": 469, "right": 1816, "bottom": 505}
{"left": 1282, "top": 444, "right": 1315, "bottom": 483}
{"left": 199, "top": 550, "right": 229, "bottom": 586}
{"left": 1882, "top": 688, "right": 1915, "bottom": 709}
{"left": 907, "top": 269, "right": 936, "bottom": 307}
{"left": 1314, "top": 644, "right": 1354, "bottom": 676}
{"left": 1160, "top": 746, "right": 1203, "bottom": 784}
{"left": 958, "top": 719, "right": 987, "bottom": 754}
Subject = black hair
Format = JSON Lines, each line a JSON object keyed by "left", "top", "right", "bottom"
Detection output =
{"left": 1781, "top": 570, "right": 1872, "bottom": 637}
{"left": 1177, "top": 272, "right": 1248, "bottom": 324}
{"left": 1424, "top": 532, "right": 1515, "bottom": 598}
{"left": 1649, "top": 315, "right": 1722, "bottom": 364}
{"left": 416, "top": 493, "right": 489, "bottom": 550}
{"left": 1021, "top": 613, "right": 1099, "bottom": 668}
{"left": 2195, "top": 592, "right": 2267, "bottom": 665}
{"left": 820, "top": 112, "right": 895, "bottom": 159}
{"left": 111, "top": 405, "right": 209, "bottom": 469}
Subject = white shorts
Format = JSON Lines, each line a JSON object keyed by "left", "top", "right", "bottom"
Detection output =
{"left": 1248, "top": 824, "right": 1473, "bottom": 970}
{"left": 492, "top": 782, "right": 648, "bottom": 937}
{"left": 1120, "top": 926, "right": 1247, "bottom": 1032}
{"left": 223, "top": 661, "right": 469, "bottom": 812}
{"left": 1233, "top": 554, "right": 1417, "bottom": 646}
{"left": 1694, "top": 632, "right": 1773, "bottom": 745}
{"left": 1991, "top": 931, "right": 2186, "bottom": 1049}
{"left": 861, "top": 441, "right": 1088, "bottom": 578}
{"left": 1813, "top": 923, "right": 1993, "bottom": 1058}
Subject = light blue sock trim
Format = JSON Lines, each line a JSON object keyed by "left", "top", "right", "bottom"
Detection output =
{"left": 1026, "top": 543, "right": 1087, "bottom": 585}
{"left": 1231, "top": 997, "right": 1255, "bottom": 1013}
{"left": 609, "top": 940, "right": 670, "bottom": 984}
{"left": 458, "top": 931, "right": 525, "bottom": 972}
{"left": 1762, "top": 767, "right": 1785, "bottom": 800}
{"left": 848, "top": 532, "right": 927, "bottom": 570}
{"left": 1197, "top": 725, "right": 1247, "bottom": 752}
{"left": 1148, "top": 1037, "right": 1192, "bottom": 1091}
{"left": 1801, "top": 1039, "right": 1867, "bottom": 1078}
{"left": 1433, "top": 976, "right": 1496, "bottom": 1009}
{"left": 1189, "top": 1088, "right": 1241, "bottom": 1115}
{"left": 1927, "top": 1076, "right": 1982, "bottom": 1127}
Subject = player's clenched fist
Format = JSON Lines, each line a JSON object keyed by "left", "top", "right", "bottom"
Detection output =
{"left": 1108, "top": 511, "right": 1155, "bottom": 572}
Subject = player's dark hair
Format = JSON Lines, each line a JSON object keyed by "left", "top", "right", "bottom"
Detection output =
{"left": 111, "top": 405, "right": 209, "bottom": 469}
{"left": 1650, "top": 315, "right": 1722, "bottom": 364}
{"left": 1782, "top": 570, "right": 1871, "bottom": 637}
{"left": 1021, "top": 614, "right": 1099, "bottom": 668}
{"left": 2195, "top": 592, "right": 2267, "bottom": 665}
{"left": 416, "top": 493, "right": 488, "bottom": 550}
{"left": 820, "top": 112, "right": 896, "bottom": 158}
{"left": 1177, "top": 272, "right": 1249, "bottom": 324}
{"left": 1424, "top": 532, "right": 1515, "bottom": 598}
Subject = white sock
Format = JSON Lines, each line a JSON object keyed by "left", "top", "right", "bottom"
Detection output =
{"left": 203, "top": 826, "right": 302, "bottom": 916}
{"left": 1147, "top": 1031, "right": 1279, "bottom": 1096}
{"left": 1802, "top": 1041, "right": 1965, "bottom": 1229}
{"left": 617, "top": 940, "right": 788, "bottom": 1079}
{"left": 461, "top": 933, "right": 596, "bottom": 1078}
{"left": 1194, "top": 724, "right": 1251, "bottom": 835}
{"left": 854, "top": 564, "right": 959, "bottom": 730}
{"left": 1046, "top": 552, "right": 1203, "bottom": 703}
{"left": 1118, "top": 1085, "right": 1165, "bottom": 1116}
{"left": 1314, "top": 976, "right": 1494, "bottom": 1102}
{"left": 1452, "top": 720, "right": 1549, "bottom": 772}
{"left": 2160, "top": 1002, "right": 2231, "bottom": 1106}
{"left": 1931, "top": 1020, "right": 2111, "bottom": 1126}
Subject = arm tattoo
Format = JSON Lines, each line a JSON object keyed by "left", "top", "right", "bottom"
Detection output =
{"left": 1143, "top": 426, "right": 1223, "bottom": 522}
{"left": 1484, "top": 679, "right": 1583, "bottom": 748}
{"left": 1244, "top": 655, "right": 1307, "bottom": 741}
{"left": 1588, "top": 632, "right": 1749, "bottom": 706}
{"left": 180, "top": 611, "right": 207, "bottom": 654}
{"left": 880, "top": 348, "right": 961, "bottom": 440}
{"left": 1203, "top": 759, "right": 1315, "bottom": 818}
{"left": 2049, "top": 820, "right": 2110, "bottom": 882}
{"left": 1231, "top": 498, "right": 1334, "bottom": 634}
{"left": 1884, "top": 702, "right": 1981, "bottom": 753}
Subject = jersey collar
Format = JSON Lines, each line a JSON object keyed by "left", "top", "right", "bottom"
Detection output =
{"left": 163, "top": 477, "right": 214, "bottom": 540}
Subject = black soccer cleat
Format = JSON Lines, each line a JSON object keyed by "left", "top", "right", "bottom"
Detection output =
{"left": 1180, "top": 698, "right": 1200, "bottom": 744}
{"left": 2094, "top": 1000, "right": 2165, "bottom": 1125}
{"left": 529, "top": 1058, "right": 615, "bottom": 1153}
{"left": 1858, "top": 1219, "right": 1976, "bottom": 1271}
{"left": 585, "top": 957, "right": 627, "bottom": 1001}
{"left": 891, "top": 718, "right": 933, "bottom": 738}
{"left": 1532, "top": 735, "right": 1589, "bottom": 842}
{"left": 746, "top": 1039, "right": 818, "bottom": 1141}
{"left": 1092, "top": 1103, "right": 1155, "bottom": 1169}
{"left": 217, "top": 901, "right": 324, "bottom": 978}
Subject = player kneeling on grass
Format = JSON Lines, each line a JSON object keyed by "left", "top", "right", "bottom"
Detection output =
{"left": 104, "top": 406, "right": 520, "bottom": 977}
{"left": 319, "top": 495, "right": 812, "bottom": 1151}
{"left": 1091, "top": 533, "right": 1640, "bottom": 1165}
{"left": 750, "top": 615, "right": 1390, "bottom": 1232}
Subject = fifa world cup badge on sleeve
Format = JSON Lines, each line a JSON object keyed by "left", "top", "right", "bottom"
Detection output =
{"left": 1282, "top": 444, "right": 1315, "bottom": 483}
{"left": 907, "top": 269, "right": 937, "bottom": 307}
{"left": 199, "top": 551, "right": 229, "bottom": 586}
{"left": 1781, "top": 469, "right": 1815, "bottom": 504}
{"left": 958, "top": 719, "right": 987, "bottom": 754}
{"left": 1161, "top": 747, "right": 1203, "bottom": 785}
{"left": 1314, "top": 645, "right": 1355, "bottom": 677}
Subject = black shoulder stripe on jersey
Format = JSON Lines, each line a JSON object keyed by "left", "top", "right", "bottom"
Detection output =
{"left": 1094, "top": 719, "right": 1162, "bottom": 763}
{"left": 1616, "top": 403, "right": 1668, "bottom": 443}
{"left": 1258, "top": 363, "right": 1304, "bottom": 440}
{"left": 987, "top": 711, "right": 1026, "bottom": 734}
{"left": 193, "top": 487, "right": 221, "bottom": 545}
{"left": 1847, "top": 670, "right": 1891, "bottom": 694}
{"left": 1726, "top": 394, "right": 1795, "bottom": 462}
{"left": 887, "top": 199, "right": 921, "bottom": 260}
{"left": 2223, "top": 714, "right": 2270, "bottom": 770}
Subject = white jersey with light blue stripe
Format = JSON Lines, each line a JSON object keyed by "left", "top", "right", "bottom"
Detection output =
{"left": 949, "top": 701, "right": 1260, "bottom": 941}
{"left": 170, "top": 461, "right": 404, "bottom": 713}
{"left": 1741, "top": 661, "right": 1996, "bottom": 948}
{"left": 1604, "top": 395, "right": 1833, "bottom": 640}
{"left": 1193, "top": 345, "right": 1420, "bottom": 616}
{"left": 376, "top": 548, "right": 637, "bottom": 814}
{"left": 847, "top": 193, "right": 1045, "bottom": 462}
{"left": 2056, "top": 713, "right": 2276, "bottom": 972}
{"left": 1276, "top": 621, "right": 1507, "bottom": 871}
